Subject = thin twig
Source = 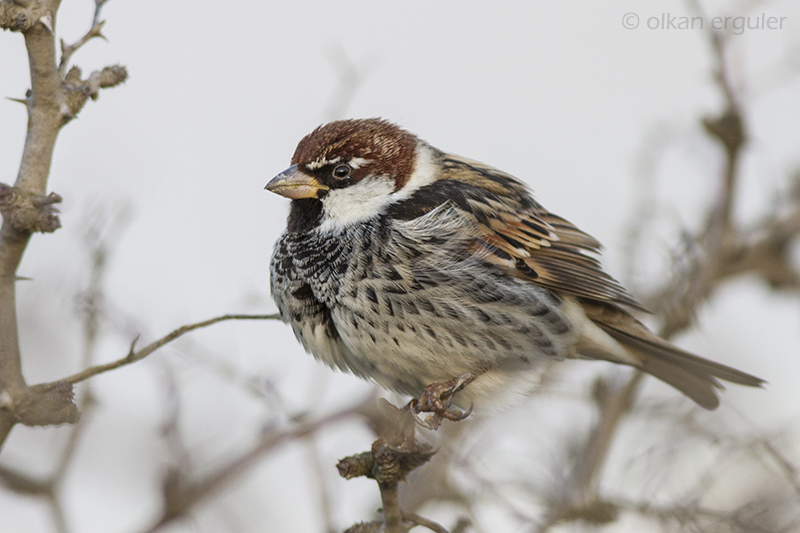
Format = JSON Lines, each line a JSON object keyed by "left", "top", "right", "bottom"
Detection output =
{"left": 304, "top": 435, "right": 337, "bottom": 533}
{"left": 45, "top": 313, "right": 279, "bottom": 387}
{"left": 58, "top": 0, "right": 112, "bottom": 78}
{"left": 93, "top": 0, "right": 110, "bottom": 28}
{"left": 58, "top": 20, "right": 106, "bottom": 77}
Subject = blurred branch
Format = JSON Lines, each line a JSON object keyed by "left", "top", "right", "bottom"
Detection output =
{"left": 532, "top": 4, "right": 800, "bottom": 530}
{"left": 141, "top": 399, "right": 367, "bottom": 533}
{"left": 762, "top": 441, "right": 800, "bottom": 499}
{"left": 610, "top": 495, "right": 780, "bottom": 533}
{"left": 324, "top": 45, "right": 374, "bottom": 121}
{"left": 402, "top": 512, "right": 451, "bottom": 533}
{"left": 304, "top": 435, "right": 337, "bottom": 533}
{"left": 548, "top": 372, "right": 643, "bottom": 528}
{"left": 0, "top": 209, "right": 126, "bottom": 533}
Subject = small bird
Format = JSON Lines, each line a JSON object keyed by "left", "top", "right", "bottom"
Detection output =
{"left": 266, "top": 118, "right": 762, "bottom": 422}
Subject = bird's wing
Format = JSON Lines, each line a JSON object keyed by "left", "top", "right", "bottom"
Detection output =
{"left": 433, "top": 152, "right": 645, "bottom": 310}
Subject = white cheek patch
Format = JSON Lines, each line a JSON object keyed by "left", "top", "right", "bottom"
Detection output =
{"left": 318, "top": 177, "right": 397, "bottom": 232}
{"left": 316, "top": 142, "right": 440, "bottom": 233}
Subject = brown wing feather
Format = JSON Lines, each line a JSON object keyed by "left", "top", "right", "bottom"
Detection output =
{"left": 440, "top": 152, "right": 645, "bottom": 310}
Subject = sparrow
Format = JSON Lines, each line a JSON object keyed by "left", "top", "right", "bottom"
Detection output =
{"left": 266, "top": 118, "right": 763, "bottom": 422}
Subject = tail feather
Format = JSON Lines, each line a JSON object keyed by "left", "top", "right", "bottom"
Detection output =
{"left": 596, "top": 322, "right": 764, "bottom": 409}
{"left": 579, "top": 301, "right": 765, "bottom": 410}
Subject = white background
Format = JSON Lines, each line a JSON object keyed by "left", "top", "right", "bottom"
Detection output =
{"left": 1, "top": 1, "right": 799, "bottom": 532}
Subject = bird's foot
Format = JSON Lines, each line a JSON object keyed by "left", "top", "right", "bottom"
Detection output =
{"left": 407, "top": 373, "right": 477, "bottom": 430}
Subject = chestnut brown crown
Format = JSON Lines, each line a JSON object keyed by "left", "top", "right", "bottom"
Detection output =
{"left": 291, "top": 118, "right": 418, "bottom": 191}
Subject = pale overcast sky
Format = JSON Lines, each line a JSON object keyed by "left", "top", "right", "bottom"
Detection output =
{"left": 1, "top": 1, "right": 799, "bottom": 531}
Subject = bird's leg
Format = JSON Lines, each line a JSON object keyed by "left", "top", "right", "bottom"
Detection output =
{"left": 407, "top": 372, "right": 478, "bottom": 429}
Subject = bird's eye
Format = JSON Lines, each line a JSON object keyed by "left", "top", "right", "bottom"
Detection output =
{"left": 332, "top": 164, "right": 351, "bottom": 180}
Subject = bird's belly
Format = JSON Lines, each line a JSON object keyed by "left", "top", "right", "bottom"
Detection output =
{"left": 329, "top": 297, "right": 574, "bottom": 400}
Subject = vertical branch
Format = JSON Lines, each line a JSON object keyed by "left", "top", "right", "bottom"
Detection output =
{"left": 567, "top": 372, "right": 644, "bottom": 502}
{"left": 18, "top": 11, "right": 64, "bottom": 194}
{"left": 0, "top": 0, "right": 66, "bottom": 448}
{"left": 323, "top": 45, "right": 373, "bottom": 121}
{"left": 542, "top": 2, "right": 755, "bottom": 523}
{"left": 685, "top": 0, "right": 745, "bottom": 233}
{"left": 0, "top": 0, "right": 126, "bottom": 447}
{"left": 304, "top": 435, "right": 337, "bottom": 533}
{"left": 380, "top": 483, "right": 403, "bottom": 533}
{"left": 92, "top": 0, "right": 108, "bottom": 28}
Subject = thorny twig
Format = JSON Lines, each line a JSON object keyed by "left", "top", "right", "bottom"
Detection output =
{"left": 58, "top": 20, "right": 106, "bottom": 77}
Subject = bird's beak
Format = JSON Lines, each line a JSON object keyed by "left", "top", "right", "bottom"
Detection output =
{"left": 265, "top": 164, "right": 330, "bottom": 199}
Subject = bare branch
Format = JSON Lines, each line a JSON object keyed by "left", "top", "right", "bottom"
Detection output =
{"left": 530, "top": 7, "right": 795, "bottom": 528}
{"left": 62, "top": 65, "right": 128, "bottom": 122}
{"left": 93, "top": 0, "right": 109, "bottom": 28}
{"left": 142, "top": 401, "right": 365, "bottom": 532}
{"left": 0, "top": 9, "right": 63, "bottom": 446}
{"left": 58, "top": 20, "right": 106, "bottom": 77}
{"left": 381, "top": 483, "right": 403, "bottom": 533}
{"left": 0, "top": 0, "right": 126, "bottom": 446}
{"left": 0, "top": 1, "right": 51, "bottom": 33}
{"left": 53, "top": 313, "right": 279, "bottom": 386}
{"left": 401, "top": 512, "right": 451, "bottom": 533}
{"left": 339, "top": 402, "right": 438, "bottom": 533}
{"left": 762, "top": 441, "right": 800, "bottom": 499}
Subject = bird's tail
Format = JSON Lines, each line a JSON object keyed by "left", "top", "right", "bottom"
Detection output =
{"left": 576, "top": 301, "right": 765, "bottom": 410}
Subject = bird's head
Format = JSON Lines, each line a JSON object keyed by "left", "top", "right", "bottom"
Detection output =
{"left": 266, "top": 118, "right": 439, "bottom": 232}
